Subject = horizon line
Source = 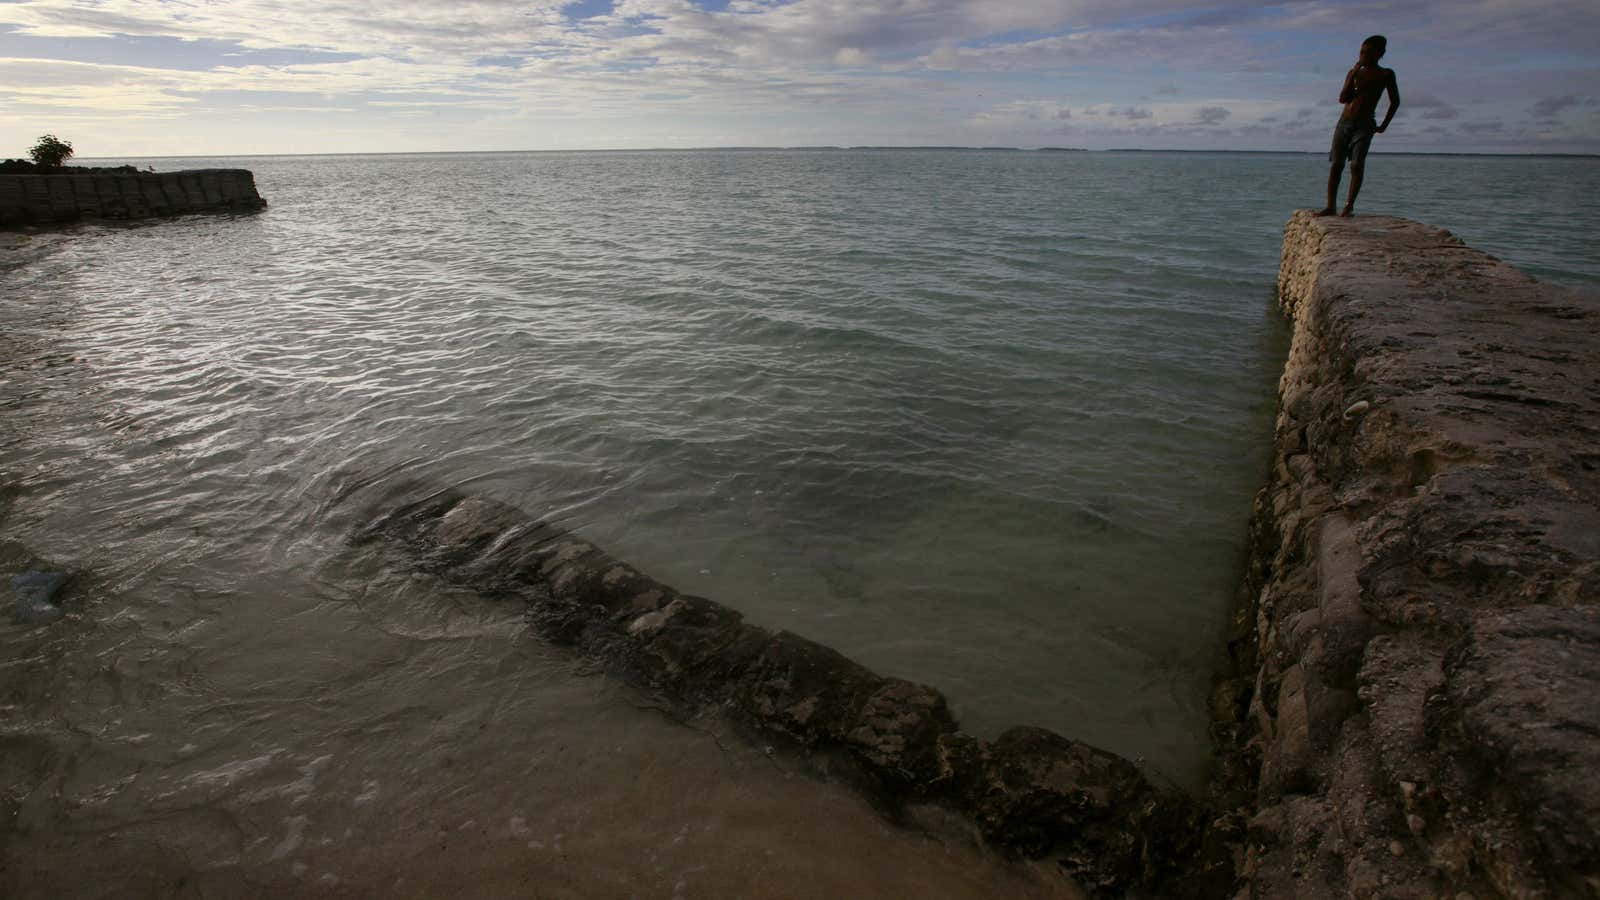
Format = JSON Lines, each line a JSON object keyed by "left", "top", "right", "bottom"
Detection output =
{"left": 69, "top": 146, "right": 1600, "bottom": 161}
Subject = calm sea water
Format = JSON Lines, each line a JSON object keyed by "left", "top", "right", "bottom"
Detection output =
{"left": 4, "top": 150, "right": 1597, "bottom": 806}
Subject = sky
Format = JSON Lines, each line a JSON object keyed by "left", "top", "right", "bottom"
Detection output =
{"left": 1, "top": 0, "right": 1596, "bottom": 157}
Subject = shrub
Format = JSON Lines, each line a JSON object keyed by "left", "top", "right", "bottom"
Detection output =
{"left": 28, "top": 134, "right": 74, "bottom": 168}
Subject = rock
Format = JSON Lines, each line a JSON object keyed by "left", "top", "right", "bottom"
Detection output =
{"left": 9, "top": 570, "right": 66, "bottom": 624}
{"left": 1434, "top": 606, "right": 1600, "bottom": 890}
{"left": 932, "top": 726, "right": 1205, "bottom": 894}
{"left": 358, "top": 490, "right": 1205, "bottom": 896}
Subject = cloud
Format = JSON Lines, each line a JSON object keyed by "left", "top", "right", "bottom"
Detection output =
{"left": 634, "top": 1, "right": 1244, "bottom": 65}
{"left": 1405, "top": 92, "right": 1459, "bottom": 121}
{"left": 0, "top": 57, "right": 197, "bottom": 112}
{"left": 972, "top": 99, "right": 1073, "bottom": 125}
{"left": 0, "top": 1, "right": 576, "bottom": 61}
{"left": 833, "top": 47, "right": 870, "bottom": 67}
{"left": 0, "top": 0, "right": 1237, "bottom": 70}
{"left": 0, "top": 0, "right": 1594, "bottom": 153}
{"left": 1532, "top": 94, "right": 1580, "bottom": 119}
{"left": 908, "top": 22, "right": 1251, "bottom": 73}
{"left": 1270, "top": 0, "right": 1596, "bottom": 55}
{"left": 0, "top": 0, "right": 1254, "bottom": 129}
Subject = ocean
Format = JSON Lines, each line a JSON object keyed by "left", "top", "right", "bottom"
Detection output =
{"left": 2, "top": 151, "right": 1596, "bottom": 860}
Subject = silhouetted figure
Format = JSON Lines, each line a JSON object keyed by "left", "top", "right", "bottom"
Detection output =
{"left": 1318, "top": 36, "right": 1400, "bottom": 217}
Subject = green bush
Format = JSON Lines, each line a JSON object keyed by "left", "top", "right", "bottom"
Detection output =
{"left": 28, "top": 134, "right": 74, "bottom": 168}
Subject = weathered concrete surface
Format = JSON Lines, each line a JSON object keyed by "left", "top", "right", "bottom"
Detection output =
{"left": 358, "top": 493, "right": 1215, "bottom": 897}
{"left": 1214, "top": 211, "right": 1600, "bottom": 898}
{"left": 0, "top": 169, "right": 265, "bottom": 226}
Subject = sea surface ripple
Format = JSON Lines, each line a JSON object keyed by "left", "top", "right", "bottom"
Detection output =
{"left": 4, "top": 150, "right": 1596, "bottom": 789}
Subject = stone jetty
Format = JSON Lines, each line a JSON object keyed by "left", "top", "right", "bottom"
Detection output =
{"left": 1213, "top": 211, "right": 1600, "bottom": 898}
{"left": 357, "top": 492, "right": 1213, "bottom": 897}
{"left": 0, "top": 169, "right": 265, "bottom": 226}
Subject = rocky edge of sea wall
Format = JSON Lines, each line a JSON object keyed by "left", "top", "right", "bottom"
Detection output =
{"left": 1212, "top": 211, "right": 1600, "bottom": 898}
{"left": 357, "top": 492, "right": 1223, "bottom": 898}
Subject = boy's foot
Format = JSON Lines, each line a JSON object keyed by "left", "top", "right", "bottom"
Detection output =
{"left": 1314, "top": 207, "right": 1337, "bottom": 217}
{"left": 1339, "top": 205, "right": 1355, "bottom": 218}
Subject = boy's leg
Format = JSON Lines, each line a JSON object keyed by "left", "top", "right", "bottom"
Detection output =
{"left": 1318, "top": 121, "right": 1347, "bottom": 216}
{"left": 1340, "top": 126, "right": 1375, "bottom": 216}
{"left": 1317, "top": 161, "right": 1342, "bottom": 216}
{"left": 1341, "top": 162, "right": 1364, "bottom": 216}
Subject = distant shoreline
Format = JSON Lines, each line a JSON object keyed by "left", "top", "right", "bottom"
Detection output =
{"left": 77, "top": 147, "right": 1600, "bottom": 161}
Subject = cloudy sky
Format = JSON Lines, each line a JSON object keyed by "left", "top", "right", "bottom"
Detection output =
{"left": 1, "top": 0, "right": 1596, "bottom": 157}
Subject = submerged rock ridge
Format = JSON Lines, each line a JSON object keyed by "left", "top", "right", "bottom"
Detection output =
{"left": 358, "top": 492, "right": 1215, "bottom": 897}
{"left": 0, "top": 169, "right": 266, "bottom": 226}
{"left": 1214, "top": 211, "right": 1600, "bottom": 897}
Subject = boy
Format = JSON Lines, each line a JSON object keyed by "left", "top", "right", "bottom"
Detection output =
{"left": 1318, "top": 35, "right": 1400, "bottom": 217}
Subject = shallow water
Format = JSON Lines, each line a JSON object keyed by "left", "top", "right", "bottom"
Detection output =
{"left": 2, "top": 150, "right": 1596, "bottom": 874}
{"left": 0, "top": 536, "right": 1078, "bottom": 898}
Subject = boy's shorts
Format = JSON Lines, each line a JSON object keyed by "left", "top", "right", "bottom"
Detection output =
{"left": 1329, "top": 117, "right": 1376, "bottom": 167}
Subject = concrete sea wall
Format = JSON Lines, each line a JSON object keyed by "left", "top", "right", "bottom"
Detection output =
{"left": 0, "top": 169, "right": 265, "bottom": 226}
{"left": 1214, "top": 212, "right": 1600, "bottom": 897}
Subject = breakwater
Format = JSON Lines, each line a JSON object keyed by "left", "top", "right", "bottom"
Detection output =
{"left": 1215, "top": 211, "right": 1600, "bottom": 896}
{"left": 0, "top": 169, "right": 265, "bottom": 226}
{"left": 358, "top": 491, "right": 1214, "bottom": 897}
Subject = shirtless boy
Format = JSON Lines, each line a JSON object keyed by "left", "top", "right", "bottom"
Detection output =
{"left": 1318, "top": 35, "right": 1400, "bottom": 217}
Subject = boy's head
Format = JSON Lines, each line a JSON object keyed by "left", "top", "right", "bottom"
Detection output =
{"left": 1360, "top": 35, "right": 1387, "bottom": 63}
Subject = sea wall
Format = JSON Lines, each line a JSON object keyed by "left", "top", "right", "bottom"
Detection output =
{"left": 0, "top": 169, "right": 265, "bottom": 226}
{"left": 1214, "top": 212, "right": 1600, "bottom": 897}
{"left": 357, "top": 492, "right": 1221, "bottom": 897}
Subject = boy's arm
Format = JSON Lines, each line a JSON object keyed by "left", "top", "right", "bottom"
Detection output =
{"left": 1338, "top": 66, "right": 1358, "bottom": 104}
{"left": 1376, "top": 70, "right": 1401, "bottom": 132}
